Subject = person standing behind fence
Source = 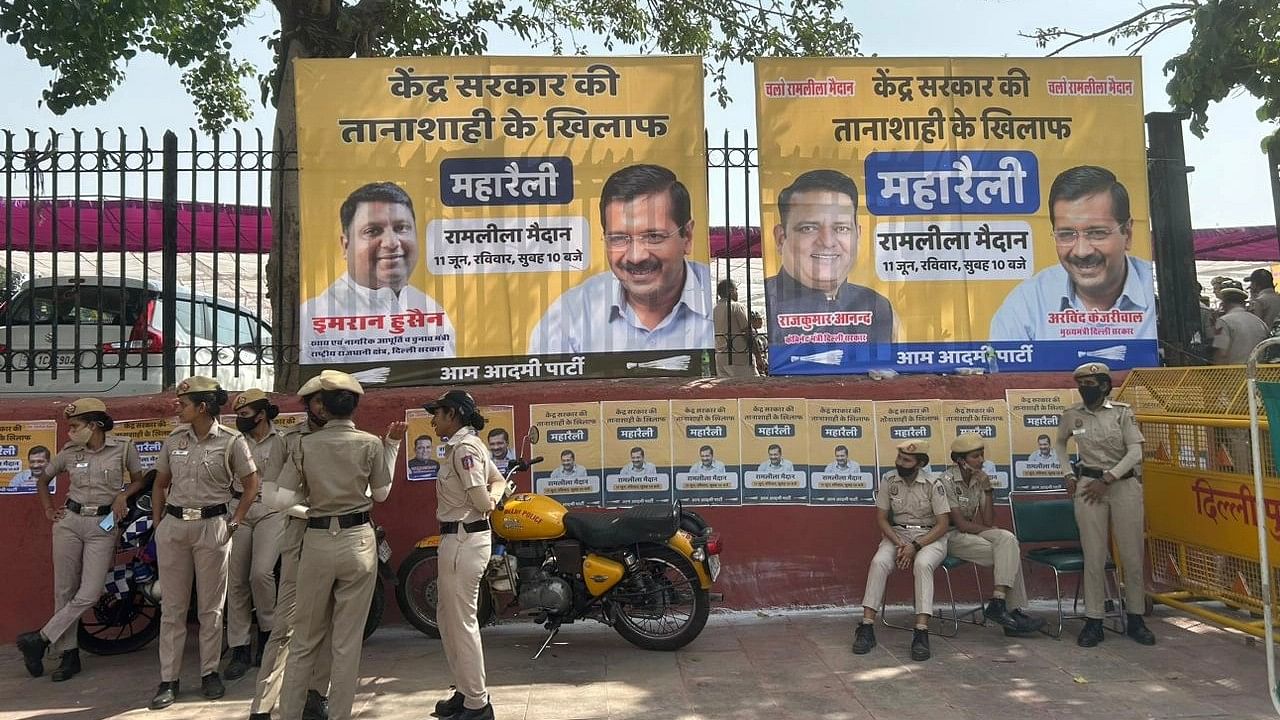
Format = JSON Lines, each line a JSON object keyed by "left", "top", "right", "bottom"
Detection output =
{"left": 17, "top": 399, "right": 145, "bottom": 682}
{"left": 1248, "top": 268, "right": 1280, "bottom": 330}
{"left": 1213, "top": 287, "right": 1269, "bottom": 365}
{"left": 270, "top": 370, "right": 395, "bottom": 720}
{"left": 426, "top": 390, "right": 509, "bottom": 720}
{"left": 1055, "top": 362, "right": 1155, "bottom": 649}
{"left": 148, "top": 377, "right": 259, "bottom": 710}
{"left": 714, "top": 279, "right": 757, "bottom": 377}
{"left": 223, "top": 388, "right": 289, "bottom": 681}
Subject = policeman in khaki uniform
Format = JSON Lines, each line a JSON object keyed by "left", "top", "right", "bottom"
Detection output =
{"left": 269, "top": 370, "right": 396, "bottom": 720}
{"left": 426, "top": 390, "right": 508, "bottom": 720}
{"left": 853, "top": 440, "right": 950, "bottom": 662}
{"left": 251, "top": 377, "right": 405, "bottom": 720}
{"left": 149, "top": 377, "right": 260, "bottom": 710}
{"left": 223, "top": 388, "right": 290, "bottom": 681}
{"left": 17, "top": 399, "right": 146, "bottom": 682}
{"left": 940, "top": 435, "right": 1044, "bottom": 636}
{"left": 1055, "top": 362, "right": 1156, "bottom": 648}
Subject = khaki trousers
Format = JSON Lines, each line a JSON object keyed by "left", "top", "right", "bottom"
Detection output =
{"left": 41, "top": 512, "right": 119, "bottom": 654}
{"left": 226, "top": 498, "right": 286, "bottom": 645}
{"left": 1075, "top": 477, "right": 1146, "bottom": 618}
{"left": 279, "top": 524, "right": 376, "bottom": 720}
{"left": 946, "top": 528, "right": 1029, "bottom": 609}
{"left": 156, "top": 515, "right": 232, "bottom": 680}
{"left": 715, "top": 352, "right": 758, "bottom": 377}
{"left": 438, "top": 529, "right": 491, "bottom": 710}
{"left": 250, "top": 516, "right": 332, "bottom": 715}
{"left": 861, "top": 533, "right": 948, "bottom": 616}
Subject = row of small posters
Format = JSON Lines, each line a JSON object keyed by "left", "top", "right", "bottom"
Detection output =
{"left": 524, "top": 390, "right": 1079, "bottom": 507}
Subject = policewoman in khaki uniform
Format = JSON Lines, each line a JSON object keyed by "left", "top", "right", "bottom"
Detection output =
{"left": 1055, "top": 361, "right": 1156, "bottom": 648}
{"left": 223, "top": 388, "right": 290, "bottom": 681}
{"left": 17, "top": 399, "right": 145, "bottom": 682}
{"left": 940, "top": 435, "right": 1044, "bottom": 636}
{"left": 426, "top": 390, "right": 507, "bottom": 720}
{"left": 148, "top": 377, "right": 259, "bottom": 710}
{"left": 853, "top": 440, "right": 950, "bottom": 662}
{"left": 269, "top": 370, "right": 395, "bottom": 720}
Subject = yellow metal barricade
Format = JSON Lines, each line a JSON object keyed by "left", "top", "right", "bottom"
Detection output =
{"left": 1115, "top": 365, "right": 1280, "bottom": 640}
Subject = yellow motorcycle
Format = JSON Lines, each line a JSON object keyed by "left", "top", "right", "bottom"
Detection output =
{"left": 394, "top": 451, "right": 722, "bottom": 655}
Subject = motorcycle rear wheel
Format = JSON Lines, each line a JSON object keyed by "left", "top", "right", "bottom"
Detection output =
{"left": 364, "top": 579, "right": 385, "bottom": 641}
{"left": 610, "top": 544, "right": 710, "bottom": 652}
{"left": 395, "top": 547, "right": 494, "bottom": 638}
{"left": 78, "top": 589, "right": 162, "bottom": 656}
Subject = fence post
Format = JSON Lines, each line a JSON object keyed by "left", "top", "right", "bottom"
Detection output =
{"left": 161, "top": 131, "right": 178, "bottom": 390}
{"left": 1269, "top": 142, "right": 1280, "bottom": 259}
{"left": 1146, "top": 111, "right": 1201, "bottom": 366}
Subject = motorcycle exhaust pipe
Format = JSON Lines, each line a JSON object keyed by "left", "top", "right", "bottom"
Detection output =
{"left": 142, "top": 579, "right": 162, "bottom": 603}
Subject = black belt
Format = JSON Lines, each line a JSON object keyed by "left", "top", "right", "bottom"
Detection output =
{"left": 894, "top": 524, "right": 933, "bottom": 531}
{"left": 440, "top": 518, "right": 490, "bottom": 534}
{"left": 65, "top": 499, "right": 112, "bottom": 517}
{"left": 231, "top": 490, "right": 261, "bottom": 501}
{"left": 1078, "top": 466, "right": 1135, "bottom": 480}
{"left": 307, "top": 511, "right": 371, "bottom": 530}
{"left": 165, "top": 503, "right": 228, "bottom": 520}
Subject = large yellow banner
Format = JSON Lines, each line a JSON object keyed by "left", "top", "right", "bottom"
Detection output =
{"left": 755, "top": 57, "right": 1151, "bottom": 376}
{"left": 295, "top": 57, "right": 711, "bottom": 387}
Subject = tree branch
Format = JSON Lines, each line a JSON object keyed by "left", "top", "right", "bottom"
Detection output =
{"left": 1024, "top": 3, "right": 1198, "bottom": 57}
{"left": 1126, "top": 13, "right": 1194, "bottom": 54}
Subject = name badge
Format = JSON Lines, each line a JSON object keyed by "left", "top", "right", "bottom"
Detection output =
{"left": 1071, "top": 429, "right": 1086, "bottom": 437}
{"left": 172, "top": 450, "right": 190, "bottom": 457}
{"left": 74, "top": 462, "right": 90, "bottom": 468}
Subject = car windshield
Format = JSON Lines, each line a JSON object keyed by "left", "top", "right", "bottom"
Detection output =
{"left": 5, "top": 284, "right": 147, "bottom": 326}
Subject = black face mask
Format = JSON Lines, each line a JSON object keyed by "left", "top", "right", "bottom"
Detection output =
{"left": 895, "top": 463, "right": 918, "bottom": 479}
{"left": 235, "top": 415, "right": 260, "bottom": 434}
{"left": 307, "top": 410, "right": 328, "bottom": 428}
{"left": 1079, "top": 385, "right": 1106, "bottom": 405}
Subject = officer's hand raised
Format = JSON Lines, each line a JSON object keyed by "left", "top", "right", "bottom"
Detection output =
{"left": 383, "top": 421, "right": 408, "bottom": 442}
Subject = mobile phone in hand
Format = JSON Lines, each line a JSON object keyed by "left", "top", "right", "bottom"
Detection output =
{"left": 99, "top": 514, "right": 116, "bottom": 532}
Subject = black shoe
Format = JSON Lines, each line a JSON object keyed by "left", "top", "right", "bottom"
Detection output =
{"left": 149, "top": 681, "right": 179, "bottom": 710}
{"left": 1010, "top": 609, "right": 1046, "bottom": 633}
{"left": 255, "top": 629, "right": 271, "bottom": 667}
{"left": 1126, "top": 614, "right": 1156, "bottom": 645}
{"left": 51, "top": 649, "right": 80, "bottom": 682}
{"left": 224, "top": 644, "right": 252, "bottom": 680}
{"left": 851, "top": 622, "right": 876, "bottom": 654}
{"left": 202, "top": 672, "right": 226, "bottom": 699}
{"left": 435, "top": 687, "right": 466, "bottom": 716}
{"left": 453, "top": 703, "right": 495, "bottom": 720}
{"left": 983, "top": 598, "right": 1021, "bottom": 630}
{"left": 16, "top": 631, "right": 48, "bottom": 678}
{"left": 910, "top": 628, "right": 931, "bottom": 661}
{"left": 249, "top": 715, "right": 271, "bottom": 720}
{"left": 303, "top": 689, "right": 330, "bottom": 720}
{"left": 1077, "top": 618, "right": 1105, "bottom": 647}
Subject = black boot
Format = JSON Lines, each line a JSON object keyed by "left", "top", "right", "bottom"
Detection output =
{"left": 435, "top": 687, "right": 466, "bottom": 717}
{"left": 51, "top": 649, "right": 80, "bottom": 682}
{"left": 202, "top": 671, "right": 226, "bottom": 699}
{"left": 983, "top": 597, "right": 1020, "bottom": 630}
{"left": 1126, "top": 613, "right": 1156, "bottom": 645}
{"left": 1077, "top": 618, "right": 1105, "bottom": 647}
{"left": 303, "top": 689, "right": 330, "bottom": 720}
{"left": 254, "top": 629, "right": 271, "bottom": 666}
{"left": 224, "top": 645, "right": 252, "bottom": 681}
{"left": 454, "top": 704, "right": 495, "bottom": 720}
{"left": 851, "top": 622, "right": 877, "bottom": 654}
{"left": 249, "top": 715, "right": 271, "bottom": 720}
{"left": 16, "top": 631, "right": 49, "bottom": 678}
{"left": 149, "top": 680, "right": 179, "bottom": 710}
{"left": 910, "top": 627, "right": 931, "bottom": 661}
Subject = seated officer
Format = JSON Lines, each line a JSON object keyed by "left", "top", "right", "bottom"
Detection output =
{"left": 853, "top": 441, "right": 950, "bottom": 661}
{"left": 940, "top": 435, "right": 1045, "bottom": 636}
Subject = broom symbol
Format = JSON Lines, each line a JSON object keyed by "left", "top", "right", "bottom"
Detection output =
{"left": 625, "top": 355, "right": 691, "bottom": 371}
{"left": 790, "top": 349, "right": 844, "bottom": 365}
{"left": 350, "top": 366, "right": 392, "bottom": 385}
{"left": 1077, "top": 345, "right": 1127, "bottom": 362}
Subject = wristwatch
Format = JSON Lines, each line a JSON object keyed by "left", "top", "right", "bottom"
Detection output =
{"left": 911, "top": 540, "right": 922, "bottom": 552}
{"left": 226, "top": 520, "right": 240, "bottom": 533}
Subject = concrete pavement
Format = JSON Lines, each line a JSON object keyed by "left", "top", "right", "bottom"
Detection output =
{"left": 1, "top": 605, "right": 1277, "bottom": 720}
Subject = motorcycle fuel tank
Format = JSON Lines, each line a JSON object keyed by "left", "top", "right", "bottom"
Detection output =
{"left": 492, "top": 493, "right": 567, "bottom": 541}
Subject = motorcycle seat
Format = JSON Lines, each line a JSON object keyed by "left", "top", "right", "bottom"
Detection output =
{"left": 562, "top": 504, "right": 678, "bottom": 548}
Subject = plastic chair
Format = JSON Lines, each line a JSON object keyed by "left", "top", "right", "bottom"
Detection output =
{"left": 1008, "top": 490, "right": 1125, "bottom": 638}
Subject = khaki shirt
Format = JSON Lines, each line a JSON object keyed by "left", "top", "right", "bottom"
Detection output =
{"left": 938, "top": 466, "right": 989, "bottom": 523}
{"left": 437, "top": 425, "right": 501, "bottom": 523}
{"left": 240, "top": 423, "right": 286, "bottom": 494}
{"left": 157, "top": 422, "right": 256, "bottom": 508}
{"left": 45, "top": 434, "right": 143, "bottom": 506}
{"left": 1213, "top": 306, "right": 1269, "bottom": 364}
{"left": 875, "top": 470, "right": 950, "bottom": 527}
{"left": 1055, "top": 400, "right": 1145, "bottom": 477}
{"left": 277, "top": 419, "right": 390, "bottom": 517}
{"left": 1252, "top": 288, "right": 1280, "bottom": 329}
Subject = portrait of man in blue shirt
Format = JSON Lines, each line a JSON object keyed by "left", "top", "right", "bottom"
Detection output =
{"left": 764, "top": 169, "right": 895, "bottom": 347}
{"left": 529, "top": 164, "right": 714, "bottom": 354}
{"left": 989, "top": 165, "right": 1155, "bottom": 341}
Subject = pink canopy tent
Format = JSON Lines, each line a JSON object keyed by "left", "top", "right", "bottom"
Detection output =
{"left": 2, "top": 198, "right": 1274, "bottom": 261}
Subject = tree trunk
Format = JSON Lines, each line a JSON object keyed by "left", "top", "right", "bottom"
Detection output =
{"left": 266, "top": 46, "right": 304, "bottom": 393}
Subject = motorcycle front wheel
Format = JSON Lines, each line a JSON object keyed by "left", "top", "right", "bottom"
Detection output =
{"left": 610, "top": 544, "right": 710, "bottom": 652}
{"left": 78, "top": 588, "right": 162, "bottom": 656}
{"left": 395, "top": 547, "right": 494, "bottom": 638}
